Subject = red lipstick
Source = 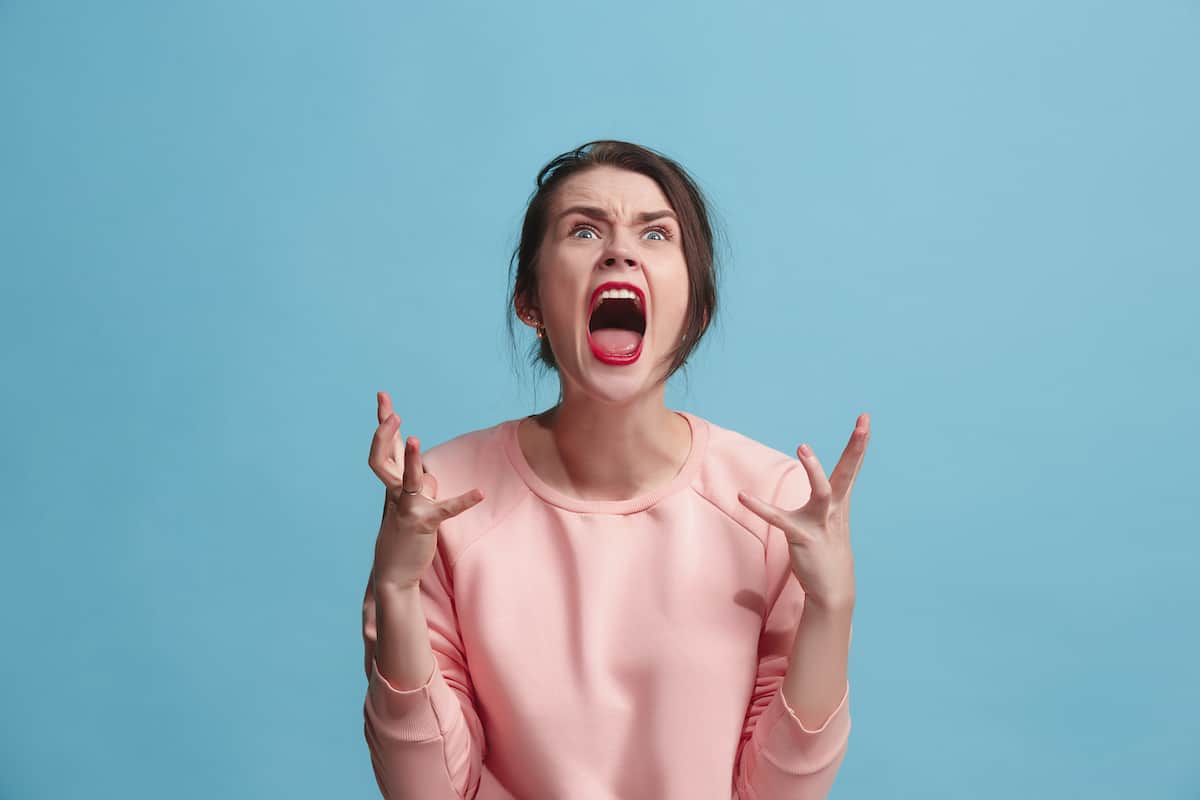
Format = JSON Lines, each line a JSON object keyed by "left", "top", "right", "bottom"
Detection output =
{"left": 586, "top": 281, "right": 646, "bottom": 366}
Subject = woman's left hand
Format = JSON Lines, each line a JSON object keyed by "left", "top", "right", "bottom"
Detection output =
{"left": 738, "top": 413, "right": 870, "bottom": 610}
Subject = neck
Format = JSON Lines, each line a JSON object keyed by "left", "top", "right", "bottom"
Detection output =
{"left": 527, "top": 384, "right": 691, "bottom": 502}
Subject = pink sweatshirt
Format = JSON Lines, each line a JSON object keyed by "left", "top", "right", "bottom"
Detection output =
{"left": 361, "top": 410, "right": 851, "bottom": 799}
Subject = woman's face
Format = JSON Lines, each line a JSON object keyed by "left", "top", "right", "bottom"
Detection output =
{"left": 527, "top": 165, "right": 690, "bottom": 404}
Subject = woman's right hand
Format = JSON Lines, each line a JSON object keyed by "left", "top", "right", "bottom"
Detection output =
{"left": 368, "top": 391, "right": 485, "bottom": 591}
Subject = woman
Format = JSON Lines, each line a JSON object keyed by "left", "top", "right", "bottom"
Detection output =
{"left": 361, "top": 140, "right": 870, "bottom": 799}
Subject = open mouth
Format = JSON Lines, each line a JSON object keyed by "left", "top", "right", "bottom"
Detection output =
{"left": 587, "top": 283, "right": 646, "bottom": 365}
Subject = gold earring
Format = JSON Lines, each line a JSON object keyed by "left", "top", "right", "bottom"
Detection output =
{"left": 524, "top": 314, "right": 544, "bottom": 339}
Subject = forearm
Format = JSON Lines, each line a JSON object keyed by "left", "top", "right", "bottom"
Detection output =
{"left": 781, "top": 597, "right": 853, "bottom": 729}
{"left": 374, "top": 581, "right": 437, "bottom": 690}
{"left": 364, "top": 580, "right": 482, "bottom": 799}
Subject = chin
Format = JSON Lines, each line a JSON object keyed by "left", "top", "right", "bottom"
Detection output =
{"left": 582, "top": 380, "right": 648, "bottom": 405}
{"left": 568, "top": 343, "right": 670, "bottom": 403}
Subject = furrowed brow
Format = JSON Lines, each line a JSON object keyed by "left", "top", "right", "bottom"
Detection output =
{"left": 557, "top": 205, "right": 678, "bottom": 225}
{"left": 558, "top": 205, "right": 610, "bottom": 224}
{"left": 636, "top": 209, "right": 677, "bottom": 224}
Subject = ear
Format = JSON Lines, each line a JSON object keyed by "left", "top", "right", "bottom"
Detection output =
{"left": 514, "top": 292, "right": 540, "bottom": 329}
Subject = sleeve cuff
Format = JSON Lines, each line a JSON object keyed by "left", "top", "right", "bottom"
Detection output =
{"left": 364, "top": 655, "right": 462, "bottom": 742}
{"left": 756, "top": 680, "right": 851, "bottom": 773}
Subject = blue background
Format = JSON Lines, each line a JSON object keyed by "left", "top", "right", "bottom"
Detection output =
{"left": 2, "top": 1, "right": 1197, "bottom": 798}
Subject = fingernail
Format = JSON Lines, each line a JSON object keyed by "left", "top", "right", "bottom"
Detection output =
{"left": 799, "top": 444, "right": 812, "bottom": 456}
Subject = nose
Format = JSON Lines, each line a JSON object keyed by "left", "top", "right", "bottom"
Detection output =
{"left": 599, "top": 234, "right": 640, "bottom": 270}
{"left": 595, "top": 226, "right": 643, "bottom": 273}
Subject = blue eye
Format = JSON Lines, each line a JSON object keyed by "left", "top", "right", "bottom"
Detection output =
{"left": 568, "top": 223, "right": 672, "bottom": 241}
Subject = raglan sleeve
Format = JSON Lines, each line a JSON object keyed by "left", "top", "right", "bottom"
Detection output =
{"left": 361, "top": 492, "right": 487, "bottom": 799}
{"left": 733, "top": 463, "right": 852, "bottom": 800}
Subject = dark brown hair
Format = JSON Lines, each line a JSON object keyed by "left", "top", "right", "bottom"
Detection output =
{"left": 506, "top": 139, "right": 723, "bottom": 386}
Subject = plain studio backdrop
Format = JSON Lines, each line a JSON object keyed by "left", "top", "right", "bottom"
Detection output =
{"left": 1, "top": 2, "right": 1196, "bottom": 798}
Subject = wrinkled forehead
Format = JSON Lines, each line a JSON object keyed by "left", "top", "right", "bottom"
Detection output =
{"left": 551, "top": 166, "right": 673, "bottom": 216}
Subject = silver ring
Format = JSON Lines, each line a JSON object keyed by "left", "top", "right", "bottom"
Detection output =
{"left": 400, "top": 487, "right": 422, "bottom": 495}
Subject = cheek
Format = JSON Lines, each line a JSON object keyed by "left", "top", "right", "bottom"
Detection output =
{"left": 662, "top": 299, "right": 690, "bottom": 333}
{"left": 539, "top": 282, "right": 584, "bottom": 329}
{"left": 659, "top": 264, "right": 691, "bottom": 324}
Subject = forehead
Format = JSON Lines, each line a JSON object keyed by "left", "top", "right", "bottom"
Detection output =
{"left": 552, "top": 166, "right": 672, "bottom": 213}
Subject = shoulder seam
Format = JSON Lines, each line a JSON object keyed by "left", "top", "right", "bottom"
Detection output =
{"left": 447, "top": 483, "right": 534, "bottom": 571}
{"left": 766, "top": 462, "right": 806, "bottom": 553}
{"left": 771, "top": 462, "right": 804, "bottom": 508}
{"left": 688, "top": 484, "right": 765, "bottom": 545}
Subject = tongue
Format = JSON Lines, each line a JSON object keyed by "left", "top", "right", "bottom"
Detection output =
{"left": 591, "top": 328, "right": 641, "bottom": 355}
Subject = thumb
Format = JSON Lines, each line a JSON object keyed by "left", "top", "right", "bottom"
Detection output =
{"left": 436, "top": 489, "right": 486, "bottom": 521}
{"left": 737, "top": 491, "right": 788, "bottom": 530}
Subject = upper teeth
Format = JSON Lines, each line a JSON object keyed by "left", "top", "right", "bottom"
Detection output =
{"left": 596, "top": 288, "right": 642, "bottom": 309}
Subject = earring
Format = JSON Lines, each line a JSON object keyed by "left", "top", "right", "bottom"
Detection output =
{"left": 524, "top": 314, "right": 544, "bottom": 340}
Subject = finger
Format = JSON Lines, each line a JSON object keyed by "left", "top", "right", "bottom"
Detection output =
{"left": 435, "top": 488, "right": 486, "bottom": 521}
{"left": 377, "top": 392, "right": 403, "bottom": 464}
{"left": 401, "top": 435, "right": 425, "bottom": 494}
{"left": 737, "top": 491, "right": 791, "bottom": 531}
{"left": 376, "top": 391, "right": 396, "bottom": 426}
{"left": 368, "top": 414, "right": 404, "bottom": 485}
{"left": 829, "top": 413, "right": 870, "bottom": 500}
{"left": 796, "top": 443, "right": 833, "bottom": 507}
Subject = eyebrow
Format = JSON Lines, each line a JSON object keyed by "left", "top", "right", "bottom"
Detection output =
{"left": 556, "top": 205, "right": 678, "bottom": 225}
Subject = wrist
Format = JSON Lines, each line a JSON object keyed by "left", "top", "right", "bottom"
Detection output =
{"left": 803, "top": 592, "right": 855, "bottom": 616}
{"left": 375, "top": 577, "right": 423, "bottom": 597}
